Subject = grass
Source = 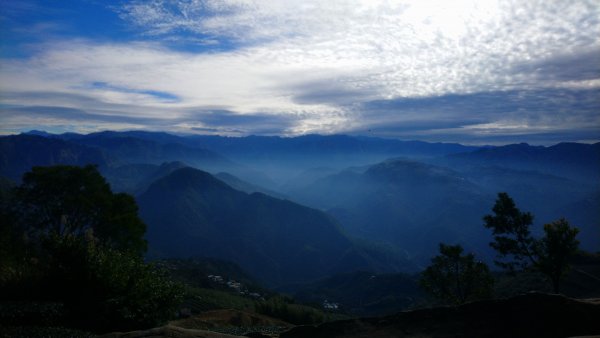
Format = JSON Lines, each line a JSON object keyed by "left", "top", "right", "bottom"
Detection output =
{"left": 182, "top": 286, "right": 257, "bottom": 313}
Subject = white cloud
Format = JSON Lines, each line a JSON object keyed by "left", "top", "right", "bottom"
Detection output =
{"left": 1, "top": 0, "right": 599, "bottom": 140}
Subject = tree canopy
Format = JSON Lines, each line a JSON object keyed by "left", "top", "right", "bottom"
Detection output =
{"left": 0, "top": 165, "right": 182, "bottom": 332}
{"left": 537, "top": 218, "right": 580, "bottom": 293}
{"left": 14, "top": 165, "right": 146, "bottom": 255}
{"left": 483, "top": 192, "right": 536, "bottom": 271}
{"left": 484, "top": 192, "right": 580, "bottom": 293}
{"left": 419, "top": 243, "right": 494, "bottom": 304}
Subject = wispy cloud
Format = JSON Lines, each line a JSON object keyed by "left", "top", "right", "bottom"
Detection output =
{"left": 0, "top": 0, "right": 599, "bottom": 143}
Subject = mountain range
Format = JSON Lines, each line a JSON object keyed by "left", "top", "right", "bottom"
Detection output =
{"left": 1, "top": 130, "right": 598, "bottom": 286}
{"left": 137, "top": 166, "right": 412, "bottom": 286}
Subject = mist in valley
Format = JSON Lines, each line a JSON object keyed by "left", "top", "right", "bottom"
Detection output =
{"left": 2, "top": 0, "right": 600, "bottom": 336}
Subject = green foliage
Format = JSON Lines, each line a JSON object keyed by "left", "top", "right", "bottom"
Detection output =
{"left": 180, "top": 287, "right": 339, "bottom": 326}
{"left": 484, "top": 193, "right": 581, "bottom": 293}
{"left": 255, "top": 296, "right": 326, "bottom": 325}
{"left": 419, "top": 244, "right": 494, "bottom": 305}
{"left": 0, "top": 301, "right": 67, "bottom": 327}
{"left": 155, "top": 258, "right": 265, "bottom": 293}
{"left": 537, "top": 218, "right": 580, "bottom": 293}
{"left": 14, "top": 165, "right": 146, "bottom": 255}
{"left": 1, "top": 228, "right": 184, "bottom": 332}
{"left": 0, "top": 165, "right": 183, "bottom": 332}
{"left": 86, "top": 245, "right": 184, "bottom": 330}
{"left": 483, "top": 192, "right": 536, "bottom": 271}
{"left": 294, "top": 271, "right": 421, "bottom": 316}
{"left": 182, "top": 287, "right": 256, "bottom": 313}
{"left": 0, "top": 325, "right": 93, "bottom": 338}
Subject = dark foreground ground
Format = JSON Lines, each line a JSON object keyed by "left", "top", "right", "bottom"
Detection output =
{"left": 281, "top": 293, "right": 600, "bottom": 338}
{"left": 99, "top": 293, "right": 600, "bottom": 338}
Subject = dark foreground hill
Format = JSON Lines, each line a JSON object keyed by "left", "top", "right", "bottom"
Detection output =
{"left": 98, "top": 293, "right": 600, "bottom": 338}
{"left": 281, "top": 293, "right": 600, "bottom": 338}
{"left": 137, "top": 167, "right": 412, "bottom": 287}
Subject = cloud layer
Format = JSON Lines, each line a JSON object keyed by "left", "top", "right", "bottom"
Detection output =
{"left": 1, "top": 0, "right": 599, "bottom": 143}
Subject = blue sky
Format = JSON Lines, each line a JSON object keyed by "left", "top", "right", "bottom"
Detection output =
{"left": 0, "top": 0, "right": 599, "bottom": 144}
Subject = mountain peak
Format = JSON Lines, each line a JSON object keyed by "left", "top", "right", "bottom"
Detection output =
{"left": 148, "top": 166, "right": 233, "bottom": 193}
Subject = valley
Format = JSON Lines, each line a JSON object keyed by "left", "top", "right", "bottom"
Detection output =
{"left": 1, "top": 130, "right": 599, "bottom": 337}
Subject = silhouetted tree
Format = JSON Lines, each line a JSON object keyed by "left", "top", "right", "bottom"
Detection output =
{"left": 14, "top": 165, "right": 146, "bottom": 255}
{"left": 484, "top": 193, "right": 580, "bottom": 293}
{"left": 419, "top": 243, "right": 494, "bottom": 304}
{"left": 537, "top": 218, "right": 580, "bottom": 293}
{"left": 483, "top": 192, "right": 536, "bottom": 271}
{"left": 1, "top": 165, "right": 182, "bottom": 331}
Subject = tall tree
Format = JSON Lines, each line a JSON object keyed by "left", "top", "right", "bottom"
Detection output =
{"left": 14, "top": 165, "right": 146, "bottom": 255}
{"left": 537, "top": 218, "right": 580, "bottom": 293}
{"left": 484, "top": 192, "right": 580, "bottom": 293}
{"left": 483, "top": 192, "right": 536, "bottom": 271}
{"left": 1, "top": 165, "right": 181, "bottom": 331}
{"left": 420, "top": 243, "right": 494, "bottom": 304}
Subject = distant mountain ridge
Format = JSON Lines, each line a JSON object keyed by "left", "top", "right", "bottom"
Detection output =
{"left": 0, "top": 134, "right": 108, "bottom": 181}
{"left": 284, "top": 158, "right": 492, "bottom": 263}
{"left": 26, "top": 129, "right": 478, "bottom": 157}
{"left": 284, "top": 153, "right": 599, "bottom": 260}
{"left": 3, "top": 130, "right": 598, "bottom": 276}
{"left": 13, "top": 130, "right": 486, "bottom": 186}
{"left": 59, "top": 132, "right": 231, "bottom": 169}
{"left": 185, "top": 134, "right": 480, "bottom": 158}
{"left": 443, "top": 141, "right": 600, "bottom": 183}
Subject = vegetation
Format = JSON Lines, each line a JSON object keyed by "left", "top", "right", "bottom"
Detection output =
{"left": 294, "top": 271, "right": 421, "bottom": 316}
{"left": 484, "top": 192, "right": 581, "bottom": 293}
{"left": 255, "top": 295, "right": 343, "bottom": 325}
{"left": 0, "top": 165, "right": 183, "bottom": 333}
{"left": 182, "top": 287, "right": 256, "bottom": 314}
{"left": 137, "top": 166, "right": 409, "bottom": 286}
{"left": 13, "top": 165, "right": 147, "bottom": 254}
{"left": 155, "top": 257, "right": 265, "bottom": 293}
{"left": 152, "top": 258, "right": 343, "bottom": 327}
{"left": 0, "top": 134, "right": 597, "bottom": 335}
{"left": 537, "top": 218, "right": 581, "bottom": 293}
{"left": 419, "top": 244, "right": 493, "bottom": 304}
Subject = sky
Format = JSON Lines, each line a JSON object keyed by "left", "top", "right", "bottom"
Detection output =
{"left": 0, "top": 0, "right": 599, "bottom": 144}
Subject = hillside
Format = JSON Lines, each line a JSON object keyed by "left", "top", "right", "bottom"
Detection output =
{"left": 285, "top": 155, "right": 600, "bottom": 262}
{"left": 137, "top": 167, "right": 412, "bottom": 286}
{"left": 293, "top": 271, "right": 422, "bottom": 316}
{"left": 286, "top": 159, "right": 493, "bottom": 265}
{"left": 281, "top": 293, "right": 600, "bottom": 338}
{"left": 171, "top": 309, "right": 291, "bottom": 334}
{"left": 214, "top": 172, "right": 286, "bottom": 199}
{"left": 154, "top": 257, "right": 264, "bottom": 293}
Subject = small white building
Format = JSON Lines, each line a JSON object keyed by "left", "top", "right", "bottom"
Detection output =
{"left": 323, "top": 300, "right": 339, "bottom": 310}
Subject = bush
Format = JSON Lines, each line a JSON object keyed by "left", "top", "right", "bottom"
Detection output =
{"left": 255, "top": 296, "right": 324, "bottom": 325}
{"left": 0, "top": 165, "right": 183, "bottom": 332}
{"left": 419, "top": 244, "right": 494, "bottom": 305}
